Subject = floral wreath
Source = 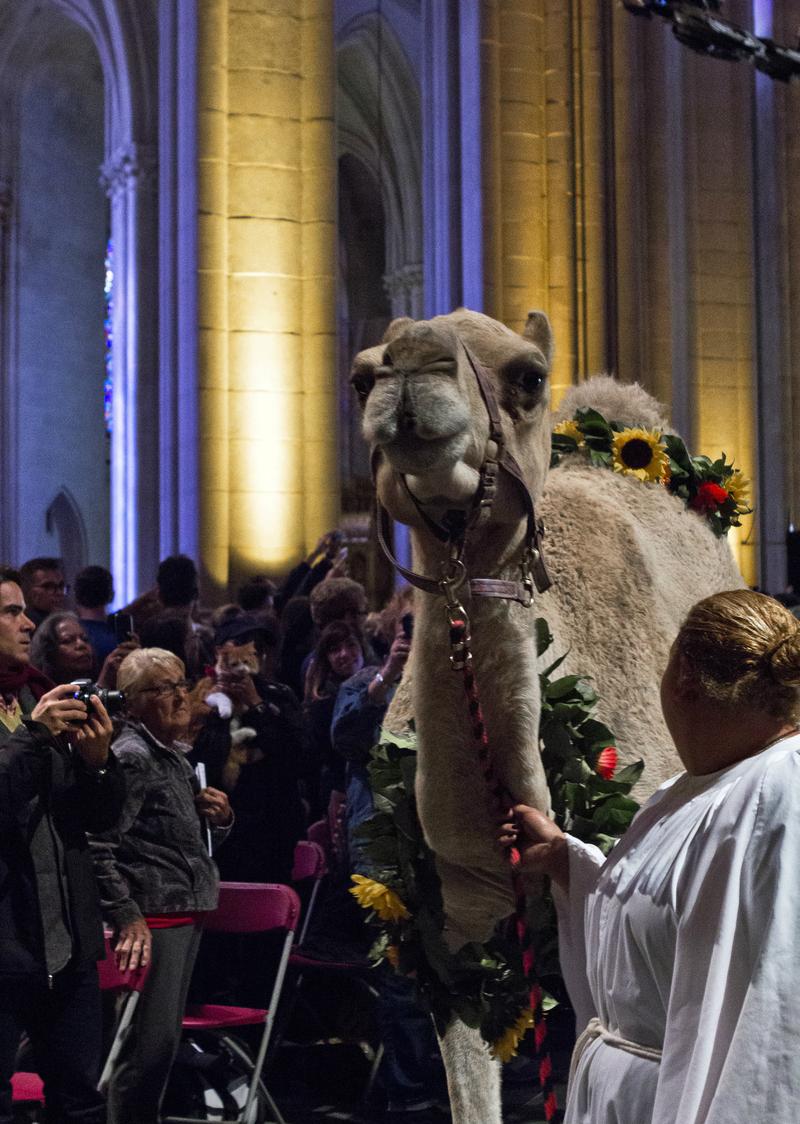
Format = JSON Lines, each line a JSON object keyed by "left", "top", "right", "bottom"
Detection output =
{"left": 350, "top": 619, "right": 643, "bottom": 1063}
{"left": 551, "top": 407, "right": 751, "bottom": 538}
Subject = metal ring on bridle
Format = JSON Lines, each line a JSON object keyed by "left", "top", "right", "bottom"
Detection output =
{"left": 439, "top": 557, "right": 467, "bottom": 594}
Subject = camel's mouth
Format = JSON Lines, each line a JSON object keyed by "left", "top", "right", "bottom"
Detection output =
{"left": 378, "top": 427, "right": 471, "bottom": 477}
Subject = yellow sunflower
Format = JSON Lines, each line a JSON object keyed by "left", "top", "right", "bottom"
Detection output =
{"left": 349, "top": 875, "right": 411, "bottom": 922}
{"left": 611, "top": 427, "right": 669, "bottom": 483}
{"left": 553, "top": 418, "right": 584, "bottom": 446}
{"left": 726, "top": 470, "right": 750, "bottom": 510}
{"left": 490, "top": 1008, "right": 536, "bottom": 1064}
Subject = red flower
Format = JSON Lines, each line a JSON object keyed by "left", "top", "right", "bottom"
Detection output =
{"left": 689, "top": 481, "right": 729, "bottom": 512}
{"left": 596, "top": 746, "right": 618, "bottom": 780}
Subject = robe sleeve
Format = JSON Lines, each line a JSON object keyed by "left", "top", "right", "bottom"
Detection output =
{"left": 653, "top": 747, "right": 800, "bottom": 1124}
{"left": 551, "top": 835, "right": 605, "bottom": 1033}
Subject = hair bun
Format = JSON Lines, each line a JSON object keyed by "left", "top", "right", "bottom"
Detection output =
{"left": 767, "top": 627, "right": 800, "bottom": 687}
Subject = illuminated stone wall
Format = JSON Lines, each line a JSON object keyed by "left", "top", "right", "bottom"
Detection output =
{"left": 478, "top": 2, "right": 773, "bottom": 584}
{"left": 481, "top": 1, "right": 610, "bottom": 404}
{"left": 197, "top": 0, "right": 338, "bottom": 597}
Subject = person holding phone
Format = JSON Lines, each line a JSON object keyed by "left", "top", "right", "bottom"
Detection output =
{"left": 75, "top": 565, "right": 119, "bottom": 666}
{"left": 0, "top": 565, "right": 125, "bottom": 1124}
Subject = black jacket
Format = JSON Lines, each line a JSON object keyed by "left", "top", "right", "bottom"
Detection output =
{"left": 90, "top": 722, "right": 229, "bottom": 926}
{"left": 191, "top": 682, "right": 306, "bottom": 884}
{"left": 0, "top": 718, "right": 126, "bottom": 978}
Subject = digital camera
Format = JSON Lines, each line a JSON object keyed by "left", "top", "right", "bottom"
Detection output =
{"left": 71, "top": 679, "right": 126, "bottom": 719}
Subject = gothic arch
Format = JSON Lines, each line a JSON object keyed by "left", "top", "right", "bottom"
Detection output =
{"left": 336, "top": 11, "right": 423, "bottom": 318}
{"left": 0, "top": 0, "right": 159, "bottom": 600}
{"left": 46, "top": 487, "right": 89, "bottom": 584}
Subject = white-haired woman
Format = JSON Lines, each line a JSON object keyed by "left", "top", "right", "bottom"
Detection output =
{"left": 500, "top": 590, "right": 800, "bottom": 1124}
{"left": 89, "top": 647, "right": 232, "bottom": 1124}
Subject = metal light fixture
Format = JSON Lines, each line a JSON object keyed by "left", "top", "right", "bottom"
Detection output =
{"left": 622, "top": 0, "right": 800, "bottom": 81}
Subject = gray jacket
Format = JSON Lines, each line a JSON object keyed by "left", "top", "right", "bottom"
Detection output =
{"left": 89, "top": 721, "right": 229, "bottom": 927}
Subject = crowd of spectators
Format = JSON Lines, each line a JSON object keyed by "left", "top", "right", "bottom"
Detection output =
{"left": 0, "top": 536, "right": 442, "bottom": 1122}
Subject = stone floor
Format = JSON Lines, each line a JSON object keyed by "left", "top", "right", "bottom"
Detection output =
{"left": 265, "top": 1041, "right": 564, "bottom": 1124}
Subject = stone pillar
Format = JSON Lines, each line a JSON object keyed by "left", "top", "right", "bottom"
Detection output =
{"left": 682, "top": 51, "right": 757, "bottom": 584}
{"left": 480, "top": 1, "right": 611, "bottom": 402}
{"left": 197, "top": 0, "right": 229, "bottom": 599}
{"left": 300, "top": 1, "right": 339, "bottom": 552}
{"left": 100, "top": 143, "right": 160, "bottom": 604}
{"left": 196, "top": 0, "right": 338, "bottom": 596}
{"left": 384, "top": 265, "right": 424, "bottom": 318}
{"left": 0, "top": 177, "right": 13, "bottom": 564}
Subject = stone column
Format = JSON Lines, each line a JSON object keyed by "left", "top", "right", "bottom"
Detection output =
{"left": 0, "top": 177, "right": 13, "bottom": 564}
{"left": 300, "top": 0, "right": 339, "bottom": 553}
{"left": 384, "top": 265, "right": 424, "bottom": 318}
{"left": 100, "top": 143, "right": 160, "bottom": 604}
{"left": 197, "top": 0, "right": 230, "bottom": 599}
{"left": 196, "top": 0, "right": 338, "bottom": 596}
{"left": 480, "top": 1, "right": 612, "bottom": 400}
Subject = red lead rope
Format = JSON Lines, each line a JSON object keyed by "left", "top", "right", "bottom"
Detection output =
{"left": 449, "top": 616, "right": 562, "bottom": 1123}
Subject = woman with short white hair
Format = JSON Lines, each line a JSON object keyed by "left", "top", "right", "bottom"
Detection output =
{"left": 89, "top": 647, "right": 232, "bottom": 1124}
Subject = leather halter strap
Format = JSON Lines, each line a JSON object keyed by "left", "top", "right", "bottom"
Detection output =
{"left": 372, "top": 343, "right": 552, "bottom": 603}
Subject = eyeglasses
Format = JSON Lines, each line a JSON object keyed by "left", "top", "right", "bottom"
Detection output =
{"left": 136, "top": 679, "right": 191, "bottom": 700}
{"left": 34, "top": 581, "right": 69, "bottom": 594}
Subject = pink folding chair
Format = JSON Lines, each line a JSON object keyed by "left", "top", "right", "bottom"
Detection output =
{"left": 97, "top": 932, "right": 151, "bottom": 1093}
{"left": 283, "top": 831, "right": 384, "bottom": 1104}
{"left": 11, "top": 934, "right": 150, "bottom": 1116}
{"left": 163, "top": 881, "right": 300, "bottom": 1124}
{"left": 10, "top": 1071, "right": 43, "bottom": 1113}
{"left": 291, "top": 839, "right": 327, "bottom": 945}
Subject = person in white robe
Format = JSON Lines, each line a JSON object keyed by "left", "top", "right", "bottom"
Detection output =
{"left": 499, "top": 588, "right": 800, "bottom": 1124}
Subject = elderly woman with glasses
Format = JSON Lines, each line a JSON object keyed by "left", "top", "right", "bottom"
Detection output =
{"left": 89, "top": 647, "right": 232, "bottom": 1124}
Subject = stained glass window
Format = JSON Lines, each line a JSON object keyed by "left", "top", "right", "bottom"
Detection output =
{"left": 104, "top": 237, "right": 113, "bottom": 434}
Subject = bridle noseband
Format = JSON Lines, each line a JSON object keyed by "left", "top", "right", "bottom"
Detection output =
{"left": 372, "top": 343, "right": 552, "bottom": 618}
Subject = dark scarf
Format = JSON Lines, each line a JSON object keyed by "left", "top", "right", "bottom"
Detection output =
{"left": 0, "top": 662, "right": 54, "bottom": 705}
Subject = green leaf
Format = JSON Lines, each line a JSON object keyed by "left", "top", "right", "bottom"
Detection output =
{"left": 575, "top": 407, "right": 614, "bottom": 440}
{"left": 541, "top": 651, "right": 568, "bottom": 678}
{"left": 546, "top": 675, "right": 582, "bottom": 699}
{"left": 612, "top": 761, "right": 645, "bottom": 786}
{"left": 588, "top": 449, "right": 612, "bottom": 469}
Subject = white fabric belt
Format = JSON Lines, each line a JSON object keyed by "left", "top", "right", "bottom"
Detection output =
{"left": 569, "top": 1017, "right": 663, "bottom": 1087}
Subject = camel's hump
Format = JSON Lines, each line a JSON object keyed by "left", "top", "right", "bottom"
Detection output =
{"left": 553, "top": 375, "right": 671, "bottom": 434}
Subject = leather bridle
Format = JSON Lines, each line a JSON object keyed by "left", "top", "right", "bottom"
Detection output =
{"left": 372, "top": 343, "right": 552, "bottom": 610}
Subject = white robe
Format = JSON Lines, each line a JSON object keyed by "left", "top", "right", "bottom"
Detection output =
{"left": 554, "top": 732, "right": 800, "bottom": 1124}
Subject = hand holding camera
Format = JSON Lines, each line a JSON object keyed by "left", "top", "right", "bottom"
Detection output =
{"left": 31, "top": 681, "right": 123, "bottom": 769}
{"left": 31, "top": 683, "right": 92, "bottom": 735}
{"left": 70, "top": 692, "right": 115, "bottom": 771}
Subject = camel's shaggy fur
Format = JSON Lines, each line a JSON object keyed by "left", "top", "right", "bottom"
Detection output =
{"left": 353, "top": 308, "right": 744, "bottom": 1124}
{"left": 553, "top": 374, "right": 670, "bottom": 432}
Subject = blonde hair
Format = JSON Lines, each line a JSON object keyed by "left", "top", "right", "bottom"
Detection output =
{"left": 117, "top": 647, "right": 186, "bottom": 697}
{"left": 678, "top": 590, "right": 800, "bottom": 721}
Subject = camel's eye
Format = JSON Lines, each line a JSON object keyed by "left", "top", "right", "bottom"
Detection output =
{"left": 502, "top": 357, "right": 548, "bottom": 418}
{"left": 350, "top": 368, "right": 375, "bottom": 405}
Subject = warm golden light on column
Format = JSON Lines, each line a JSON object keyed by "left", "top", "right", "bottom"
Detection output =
{"left": 197, "top": 0, "right": 338, "bottom": 593}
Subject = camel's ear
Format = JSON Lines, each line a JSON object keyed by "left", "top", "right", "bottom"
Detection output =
{"left": 382, "top": 317, "right": 415, "bottom": 344}
{"left": 523, "top": 310, "right": 554, "bottom": 368}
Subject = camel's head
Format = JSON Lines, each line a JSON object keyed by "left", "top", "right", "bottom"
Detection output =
{"left": 351, "top": 308, "right": 554, "bottom": 529}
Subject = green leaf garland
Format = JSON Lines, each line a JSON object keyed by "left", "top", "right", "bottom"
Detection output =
{"left": 351, "top": 619, "right": 643, "bottom": 1053}
{"left": 551, "top": 407, "right": 751, "bottom": 538}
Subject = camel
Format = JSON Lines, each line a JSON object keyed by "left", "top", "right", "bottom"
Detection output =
{"left": 351, "top": 307, "right": 744, "bottom": 1123}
